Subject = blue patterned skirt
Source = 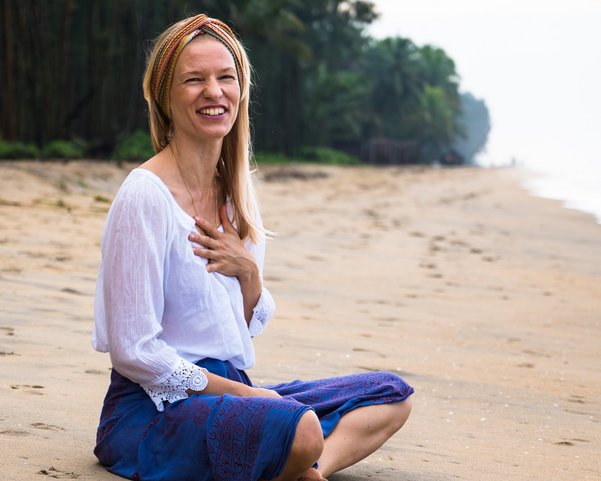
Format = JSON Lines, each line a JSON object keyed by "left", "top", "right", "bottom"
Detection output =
{"left": 94, "top": 358, "right": 414, "bottom": 481}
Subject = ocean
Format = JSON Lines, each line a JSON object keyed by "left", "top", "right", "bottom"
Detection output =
{"left": 520, "top": 162, "right": 601, "bottom": 225}
{"left": 477, "top": 153, "right": 601, "bottom": 225}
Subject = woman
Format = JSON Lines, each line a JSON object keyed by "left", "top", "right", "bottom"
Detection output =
{"left": 92, "top": 14, "right": 413, "bottom": 481}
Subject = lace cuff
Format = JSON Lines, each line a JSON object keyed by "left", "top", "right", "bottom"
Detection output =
{"left": 248, "top": 288, "right": 275, "bottom": 337}
{"left": 142, "top": 358, "right": 209, "bottom": 412}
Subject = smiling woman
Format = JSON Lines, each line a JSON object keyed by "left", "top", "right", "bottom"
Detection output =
{"left": 91, "top": 13, "right": 413, "bottom": 481}
{"left": 169, "top": 37, "right": 241, "bottom": 144}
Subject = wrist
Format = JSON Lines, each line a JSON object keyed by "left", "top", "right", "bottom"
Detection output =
{"left": 235, "top": 383, "right": 255, "bottom": 397}
{"left": 238, "top": 260, "right": 259, "bottom": 286}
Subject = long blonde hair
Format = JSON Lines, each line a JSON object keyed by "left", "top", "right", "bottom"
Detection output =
{"left": 142, "top": 14, "right": 262, "bottom": 242}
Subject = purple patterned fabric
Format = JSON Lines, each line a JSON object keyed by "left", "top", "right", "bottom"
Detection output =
{"left": 94, "top": 358, "right": 413, "bottom": 481}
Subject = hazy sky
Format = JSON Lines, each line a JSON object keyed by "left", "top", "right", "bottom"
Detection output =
{"left": 368, "top": 0, "right": 601, "bottom": 173}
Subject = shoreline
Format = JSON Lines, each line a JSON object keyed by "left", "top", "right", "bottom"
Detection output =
{"left": 518, "top": 166, "right": 601, "bottom": 225}
{"left": 1, "top": 161, "right": 600, "bottom": 481}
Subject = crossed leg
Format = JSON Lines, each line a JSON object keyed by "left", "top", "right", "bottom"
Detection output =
{"left": 268, "top": 410, "right": 325, "bottom": 481}
{"left": 267, "top": 397, "right": 412, "bottom": 481}
{"left": 317, "top": 398, "right": 413, "bottom": 478}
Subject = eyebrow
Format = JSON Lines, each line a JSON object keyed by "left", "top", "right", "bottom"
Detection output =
{"left": 181, "top": 67, "right": 237, "bottom": 76}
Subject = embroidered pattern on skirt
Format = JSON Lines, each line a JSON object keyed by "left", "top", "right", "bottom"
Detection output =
{"left": 94, "top": 358, "right": 414, "bottom": 481}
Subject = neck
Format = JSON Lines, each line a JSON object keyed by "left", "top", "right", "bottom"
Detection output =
{"left": 169, "top": 135, "right": 223, "bottom": 190}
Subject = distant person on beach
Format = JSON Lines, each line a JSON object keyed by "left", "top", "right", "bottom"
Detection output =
{"left": 92, "top": 14, "right": 413, "bottom": 481}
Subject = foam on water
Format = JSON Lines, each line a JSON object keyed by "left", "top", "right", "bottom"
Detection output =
{"left": 521, "top": 164, "right": 601, "bottom": 224}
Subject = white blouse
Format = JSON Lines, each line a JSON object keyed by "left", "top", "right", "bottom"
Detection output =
{"left": 92, "top": 168, "right": 275, "bottom": 411}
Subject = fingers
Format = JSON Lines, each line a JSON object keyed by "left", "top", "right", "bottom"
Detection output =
{"left": 194, "top": 216, "right": 220, "bottom": 237}
{"left": 250, "top": 387, "right": 281, "bottom": 399}
{"left": 219, "top": 205, "right": 237, "bottom": 234}
{"left": 192, "top": 247, "right": 215, "bottom": 261}
{"left": 188, "top": 231, "right": 217, "bottom": 248}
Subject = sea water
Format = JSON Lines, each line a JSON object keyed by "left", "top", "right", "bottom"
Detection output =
{"left": 478, "top": 152, "right": 601, "bottom": 225}
{"left": 521, "top": 160, "right": 601, "bottom": 225}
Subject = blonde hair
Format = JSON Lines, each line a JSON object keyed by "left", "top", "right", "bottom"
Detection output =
{"left": 142, "top": 14, "right": 262, "bottom": 242}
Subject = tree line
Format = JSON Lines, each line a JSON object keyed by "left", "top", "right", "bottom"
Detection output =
{"left": 0, "top": 0, "right": 490, "bottom": 164}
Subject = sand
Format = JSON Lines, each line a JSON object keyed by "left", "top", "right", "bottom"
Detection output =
{"left": 0, "top": 160, "right": 600, "bottom": 481}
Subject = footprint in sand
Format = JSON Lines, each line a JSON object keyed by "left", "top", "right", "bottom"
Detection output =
{"left": 20, "top": 250, "right": 46, "bottom": 259}
{"left": 353, "top": 347, "right": 387, "bottom": 358}
{"left": 10, "top": 384, "right": 45, "bottom": 395}
{"left": 429, "top": 245, "right": 441, "bottom": 254}
{"left": 522, "top": 349, "right": 551, "bottom": 358}
{"left": 38, "top": 467, "right": 81, "bottom": 479}
{"left": 0, "top": 326, "right": 15, "bottom": 336}
{"left": 263, "top": 275, "right": 282, "bottom": 283}
{"left": 517, "top": 362, "right": 535, "bottom": 368}
{"left": 84, "top": 369, "right": 108, "bottom": 375}
{"left": 0, "top": 429, "right": 30, "bottom": 436}
{"left": 31, "top": 422, "right": 65, "bottom": 431}
{"left": 428, "top": 273, "right": 443, "bottom": 279}
{"left": 61, "top": 287, "right": 84, "bottom": 295}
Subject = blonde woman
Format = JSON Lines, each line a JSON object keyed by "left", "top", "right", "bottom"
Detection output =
{"left": 92, "top": 14, "right": 413, "bottom": 481}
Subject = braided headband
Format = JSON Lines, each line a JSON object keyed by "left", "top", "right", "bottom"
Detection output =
{"left": 151, "top": 14, "right": 244, "bottom": 117}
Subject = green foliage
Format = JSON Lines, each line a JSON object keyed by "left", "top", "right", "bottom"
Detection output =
{"left": 254, "top": 152, "right": 293, "bottom": 165}
{"left": 41, "top": 139, "right": 86, "bottom": 159}
{"left": 453, "top": 92, "right": 491, "bottom": 164}
{"left": 255, "top": 147, "right": 359, "bottom": 165}
{"left": 419, "top": 85, "right": 455, "bottom": 151}
{"left": 298, "top": 146, "right": 360, "bottom": 165}
{"left": 305, "top": 67, "right": 367, "bottom": 146}
{"left": 112, "top": 130, "right": 155, "bottom": 161}
{"left": 0, "top": 0, "right": 483, "bottom": 165}
{"left": 0, "top": 136, "right": 40, "bottom": 159}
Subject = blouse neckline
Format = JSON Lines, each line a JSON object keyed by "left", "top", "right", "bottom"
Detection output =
{"left": 131, "top": 167, "right": 223, "bottom": 231}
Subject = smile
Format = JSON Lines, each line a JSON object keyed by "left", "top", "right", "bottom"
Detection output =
{"left": 197, "top": 107, "right": 226, "bottom": 116}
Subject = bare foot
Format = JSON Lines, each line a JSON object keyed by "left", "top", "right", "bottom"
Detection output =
{"left": 297, "top": 467, "right": 327, "bottom": 481}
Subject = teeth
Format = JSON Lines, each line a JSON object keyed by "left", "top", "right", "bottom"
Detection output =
{"left": 199, "top": 107, "right": 225, "bottom": 116}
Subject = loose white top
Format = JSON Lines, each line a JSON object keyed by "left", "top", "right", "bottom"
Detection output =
{"left": 92, "top": 168, "right": 275, "bottom": 411}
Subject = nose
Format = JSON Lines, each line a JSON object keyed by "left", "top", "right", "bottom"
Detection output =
{"left": 203, "top": 76, "right": 223, "bottom": 99}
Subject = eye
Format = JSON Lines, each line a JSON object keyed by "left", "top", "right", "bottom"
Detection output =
{"left": 185, "top": 77, "right": 204, "bottom": 83}
{"left": 220, "top": 75, "right": 236, "bottom": 81}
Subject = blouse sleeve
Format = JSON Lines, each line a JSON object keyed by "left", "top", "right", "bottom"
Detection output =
{"left": 244, "top": 212, "right": 276, "bottom": 337}
{"left": 101, "top": 178, "right": 208, "bottom": 412}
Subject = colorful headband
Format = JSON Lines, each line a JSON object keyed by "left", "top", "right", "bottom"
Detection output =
{"left": 151, "top": 14, "right": 244, "bottom": 117}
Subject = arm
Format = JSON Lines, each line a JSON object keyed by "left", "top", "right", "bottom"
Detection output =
{"left": 187, "top": 371, "right": 280, "bottom": 399}
{"left": 101, "top": 179, "right": 209, "bottom": 411}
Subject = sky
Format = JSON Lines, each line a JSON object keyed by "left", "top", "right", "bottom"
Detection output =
{"left": 368, "top": 0, "right": 601, "bottom": 175}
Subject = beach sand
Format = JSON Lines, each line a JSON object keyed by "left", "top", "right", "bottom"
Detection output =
{"left": 1, "top": 161, "right": 599, "bottom": 481}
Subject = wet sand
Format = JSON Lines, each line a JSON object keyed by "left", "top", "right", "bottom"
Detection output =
{"left": 1, "top": 160, "right": 600, "bottom": 480}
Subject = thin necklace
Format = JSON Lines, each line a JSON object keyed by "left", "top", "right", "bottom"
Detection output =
{"left": 170, "top": 144, "right": 219, "bottom": 224}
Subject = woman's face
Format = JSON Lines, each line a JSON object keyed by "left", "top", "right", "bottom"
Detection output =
{"left": 170, "top": 36, "right": 241, "bottom": 143}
